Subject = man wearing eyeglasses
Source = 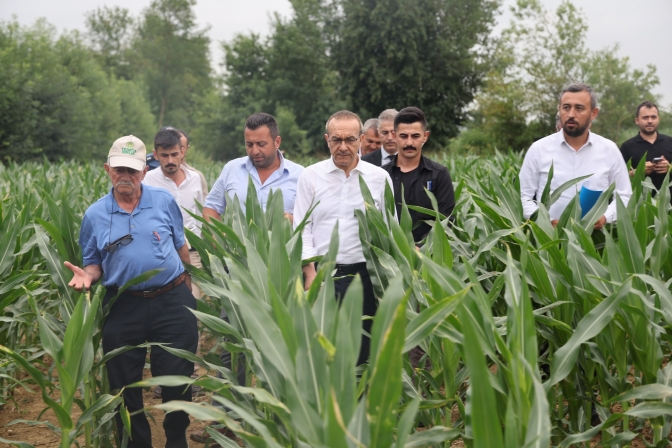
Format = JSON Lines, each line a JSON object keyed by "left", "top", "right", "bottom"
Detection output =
{"left": 293, "top": 110, "right": 393, "bottom": 365}
{"left": 64, "top": 135, "right": 198, "bottom": 448}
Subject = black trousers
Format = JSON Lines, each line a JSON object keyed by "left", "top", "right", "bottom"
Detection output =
{"left": 102, "top": 282, "right": 199, "bottom": 448}
{"left": 333, "top": 262, "right": 377, "bottom": 365}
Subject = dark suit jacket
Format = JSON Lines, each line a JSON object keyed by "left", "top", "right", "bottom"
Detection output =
{"left": 362, "top": 149, "right": 382, "bottom": 166}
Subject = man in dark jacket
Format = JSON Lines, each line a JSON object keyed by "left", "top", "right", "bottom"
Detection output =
{"left": 380, "top": 106, "right": 455, "bottom": 243}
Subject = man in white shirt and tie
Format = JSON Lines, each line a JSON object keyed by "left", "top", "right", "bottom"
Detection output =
{"left": 519, "top": 83, "right": 632, "bottom": 228}
{"left": 294, "top": 110, "right": 393, "bottom": 365}
{"left": 362, "top": 108, "right": 398, "bottom": 167}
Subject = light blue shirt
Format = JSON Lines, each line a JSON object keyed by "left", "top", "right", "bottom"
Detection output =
{"left": 80, "top": 185, "right": 186, "bottom": 290}
{"left": 204, "top": 151, "right": 303, "bottom": 214}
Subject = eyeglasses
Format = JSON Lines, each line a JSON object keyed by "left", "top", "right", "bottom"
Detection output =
{"left": 105, "top": 234, "right": 133, "bottom": 253}
{"left": 329, "top": 136, "right": 359, "bottom": 148}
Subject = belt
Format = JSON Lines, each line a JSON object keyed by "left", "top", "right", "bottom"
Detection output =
{"left": 122, "top": 272, "right": 188, "bottom": 298}
{"left": 335, "top": 262, "right": 367, "bottom": 271}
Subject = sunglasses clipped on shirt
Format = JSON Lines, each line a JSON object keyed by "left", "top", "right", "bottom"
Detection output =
{"left": 106, "top": 202, "right": 134, "bottom": 253}
{"left": 104, "top": 233, "right": 133, "bottom": 253}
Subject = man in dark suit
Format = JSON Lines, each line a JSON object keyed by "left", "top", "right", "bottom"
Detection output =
{"left": 362, "top": 109, "right": 398, "bottom": 166}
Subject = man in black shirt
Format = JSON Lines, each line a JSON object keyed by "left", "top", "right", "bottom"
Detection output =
{"left": 380, "top": 106, "right": 455, "bottom": 243}
{"left": 620, "top": 100, "right": 672, "bottom": 202}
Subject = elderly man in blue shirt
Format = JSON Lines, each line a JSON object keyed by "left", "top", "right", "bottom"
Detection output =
{"left": 203, "top": 112, "right": 303, "bottom": 221}
{"left": 65, "top": 135, "right": 198, "bottom": 448}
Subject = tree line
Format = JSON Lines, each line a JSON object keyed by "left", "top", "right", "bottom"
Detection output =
{"left": 0, "top": 0, "right": 666, "bottom": 163}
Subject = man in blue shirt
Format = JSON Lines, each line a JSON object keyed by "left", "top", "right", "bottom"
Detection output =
{"left": 65, "top": 135, "right": 198, "bottom": 448}
{"left": 193, "top": 113, "right": 303, "bottom": 445}
{"left": 203, "top": 112, "right": 303, "bottom": 221}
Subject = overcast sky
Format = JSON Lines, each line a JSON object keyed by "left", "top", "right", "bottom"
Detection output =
{"left": 2, "top": 0, "right": 670, "bottom": 107}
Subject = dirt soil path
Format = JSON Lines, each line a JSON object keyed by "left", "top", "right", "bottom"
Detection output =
{"left": 0, "top": 366, "right": 212, "bottom": 448}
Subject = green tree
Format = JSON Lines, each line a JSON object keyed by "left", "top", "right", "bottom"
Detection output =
{"left": 459, "top": 0, "right": 660, "bottom": 152}
{"left": 0, "top": 19, "right": 155, "bottom": 162}
{"left": 84, "top": 6, "right": 135, "bottom": 79}
{"left": 132, "top": 0, "right": 212, "bottom": 128}
{"left": 332, "top": 0, "right": 500, "bottom": 148}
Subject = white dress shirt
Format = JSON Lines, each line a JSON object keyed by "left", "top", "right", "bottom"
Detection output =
{"left": 293, "top": 157, "right": 393, "bottom": 264}
{"left": 519, "top": 130, "right": 632, "bottom": 223}
{"left": 143, "top": 165, "right": 204, "bottom": 236}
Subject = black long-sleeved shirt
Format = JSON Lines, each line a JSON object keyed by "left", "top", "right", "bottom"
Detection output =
{"left": 381, "top": 155, "right": 455, "bottom": 242}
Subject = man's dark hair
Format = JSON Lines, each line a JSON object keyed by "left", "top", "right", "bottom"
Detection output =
{"left": 636, "top": 100, "right": 659, "bottom": 118}
{"left": 559, "top": 83, "right": 598, "bottom": 109}
{"left": 245, "top": 113, "right": 280, "bottom": 139}
{"left": 160, "top": 126, "right": 190, "bottom": 146}
{"left": 154, "top": 129, "right": 182, "bottom": 150}
{"left": 394, "top": 106, "right": 428, "bottom": 131}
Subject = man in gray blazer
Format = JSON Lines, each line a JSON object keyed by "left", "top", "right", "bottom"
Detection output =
{"left": 362, "top": 108, "right": 398, "bottom": 166}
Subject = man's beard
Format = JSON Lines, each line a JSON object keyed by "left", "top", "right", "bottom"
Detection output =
{"left": 640, "top": 126, "right": 657, "bottom": 136}
{"left": 563, "top": 120, "right": 589, "bottom": 138}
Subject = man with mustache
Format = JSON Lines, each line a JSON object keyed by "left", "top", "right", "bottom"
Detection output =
{"left": 620, "top": 101, "right": 672, "bottom": 204}
{"left": 519, "top": 83, "right": 632, "bottom": 228}
{"left": 64, "top": 135, "right": 198, "bottom": 448}
{"left": 362, "top": 108, "right": 399, "bottom": 166}
{"left": 144, "top": 128, "right": 204, "bottom": 257}
{"left": 380, "top": 106, "right": 455, "bottom": 243}
{"left": 294, "top": 110, "right": 393, "bottom": 365}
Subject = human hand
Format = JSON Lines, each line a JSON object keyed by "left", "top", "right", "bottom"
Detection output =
{"left": 184, "top": 272, "right": 192, "bottom": 291}
{"left": 64, "top": 261, "right": 93, "bottom": 291}
{"left": 284, "top": 212, "right": 294, "bottom": 223}
{"left": 594, "top": 215, "right": 607, "bottom": 230}
{"left": 551, "top": 219, "right": 559, "bottom": 228}
{"left": 645, "top": 161, "right": 655, "bottom": 175}
{"left": 654, "top": 156, "right": 669, "bottom": 174}
{"left": 303, "top": 263, "right": 317, "bottom": 291}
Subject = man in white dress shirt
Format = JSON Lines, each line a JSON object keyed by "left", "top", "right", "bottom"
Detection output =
{"left": 143, "top": 128, "right": 204, "bottom": 296}
{"left": 519, "top": 83, "right": 632, "bottom": 228}
{"left": 294, "top": 110, "right": 393, "bottom": 365}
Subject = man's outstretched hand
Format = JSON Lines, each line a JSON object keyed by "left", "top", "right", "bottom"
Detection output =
{"left": 64, "top": 261, "right": 97, "bottom": 291}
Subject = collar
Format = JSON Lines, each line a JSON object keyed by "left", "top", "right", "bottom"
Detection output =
{"left": 635, "top": 132, "right": 663, "bottom": 143}
{"left": 159, "top": 164, "right": 192, "bottom": 181}
{"left": 107, "top": 185, "right": 153, "bottom": 215}
{"left": 558, "top": 129, "right": 594, "bottom": 151}
{"left": 381, "top": 147, "right": 396, "bottom": 159}
{"left": 326, "top": 154, "right": 371, "bottom": 175}
{"left": 388, "top": 154, "right": 432, "bottom": 172}
{"left": 244, "top": 150, "right": 287, "bottom": 174}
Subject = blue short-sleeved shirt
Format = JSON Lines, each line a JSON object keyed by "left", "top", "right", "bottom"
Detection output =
{"left": 204, "top": 151, "right": 303, "bottom": 214}
{"left": 80, "top": 185, "right": 186, "bottom": 290}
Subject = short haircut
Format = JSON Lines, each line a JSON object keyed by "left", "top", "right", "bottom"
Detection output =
{"left": 245, "top": 113, "right": 279, "bottom": 139}
{"left": 325, "top": 110, "right": 363, "bottom": 135}
{"left": 559, "top": 83, "right": 598, "bottom": 109}
{"left": 378, "top": 108, "right": 398, "bottom": 124}
{"left": 362, "top": 118, "right": 379, "bottom": 135}
{"left": 154, "top": 129, "right": 182, "bottom": 150}
{"left": 159, "top": 126, "right": 189, "bottom": 146}
{"left": 636, "top": 100, "right": 659, "bottom": 117}
{"left": 394, "top": 106, "right": 428, "bottom": 131}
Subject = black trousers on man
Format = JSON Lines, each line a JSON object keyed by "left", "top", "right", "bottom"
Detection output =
{"left": 333, "top": 262, "right": 377, "bottom": 365}
{"left": 102, "top": 282, "right": 199, "bottom": 448}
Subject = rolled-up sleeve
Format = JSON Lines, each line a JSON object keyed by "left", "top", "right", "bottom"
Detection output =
{"left": 519, "top": 146, "right": 540, "bottom": 219}
{"left": 80, "top": 214, "right": 102, "bottom": 267}
{"left": 204, "top": 166, "right": 229, "bottom": 214}
{"left": 293, "top": 171, "right": 317, "bottom": 260}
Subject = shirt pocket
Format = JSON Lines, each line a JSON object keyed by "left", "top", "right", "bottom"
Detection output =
{"left": 151, "top": 229, "right": 170, "bottom": 260}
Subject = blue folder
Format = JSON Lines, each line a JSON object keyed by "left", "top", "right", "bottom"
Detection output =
{"left": 579, "top": 185, "right": 602, "bottom": 218}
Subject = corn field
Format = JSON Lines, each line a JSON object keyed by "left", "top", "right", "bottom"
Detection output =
{"left": 1, "top": 152, "right": 672, "bottom": 447}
